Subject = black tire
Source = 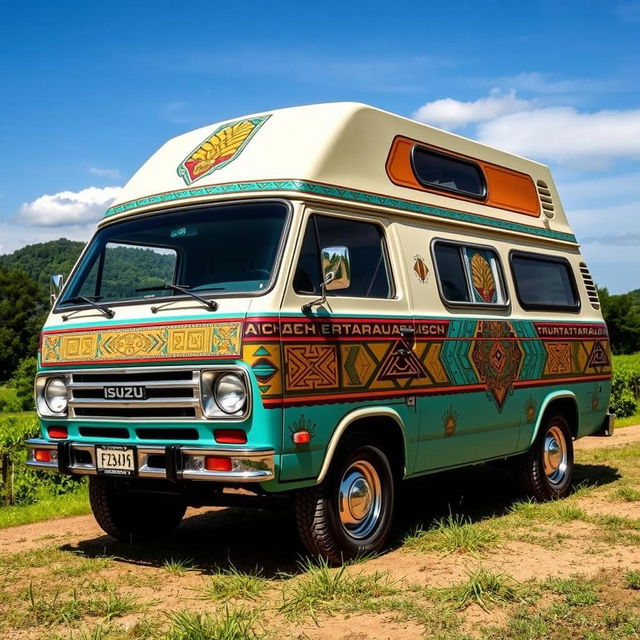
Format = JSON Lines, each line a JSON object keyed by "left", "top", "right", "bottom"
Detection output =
{"left": 294, "top": 439, "right": 395, "bottom": 564}
{"left": 89, "top": 476, "right": 186, "bottom": 543}
{"left": 516, "top": 414, "right": 574, "bottom": 500}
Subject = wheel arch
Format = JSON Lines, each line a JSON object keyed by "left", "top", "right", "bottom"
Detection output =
{"left": 529, "top": 391, "right": 579, "bottom": 447}
{"left": 316, "top": 407, "right": 407, "bottom": 484}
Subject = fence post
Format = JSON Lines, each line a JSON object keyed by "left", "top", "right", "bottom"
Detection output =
{"left": 1, "top": 453, "right": 8, "bottom": 506}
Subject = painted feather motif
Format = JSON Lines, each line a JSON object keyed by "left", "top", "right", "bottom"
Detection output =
{"left": 470, "top": 253, "right": 496, "bottom": 303}
{"left": 177, "top": 115, "right": 270, "bottom": 185}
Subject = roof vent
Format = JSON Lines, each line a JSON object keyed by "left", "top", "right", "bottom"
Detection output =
{"left": 536, "top": 180, "right": 555, "bottom": 218}
{"left": 579, "top": 262, "right": 600, "bottom": 310}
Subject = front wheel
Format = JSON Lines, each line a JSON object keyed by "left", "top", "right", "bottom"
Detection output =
{"left": 516, "top": 414, "right": 574, "bottom": 500}
{"left": 89, "top": 476, "right": 187, "bottom": 543}
{"left": 294, "top": 441, "right": 395, "bottom": 564}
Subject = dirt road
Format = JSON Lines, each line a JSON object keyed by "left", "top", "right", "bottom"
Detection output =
{"left": 1, "top": 426, "right": 640, "bottom": 639}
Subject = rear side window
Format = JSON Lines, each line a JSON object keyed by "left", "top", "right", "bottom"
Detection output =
{"left": 411, "top": 146, "right": 486, "bottom": 199}
{"left": 433, "top": 242, "right": 507, "bottom": 306}
{"left": 511, "top": 252, "right": 579, "bottom": 311}
{"left": 293, "top": 215, "right": 393, "bottom": 298}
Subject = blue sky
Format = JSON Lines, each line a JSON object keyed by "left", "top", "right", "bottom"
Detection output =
{"left": 1, "top": 0, "right": 639, "bottom": 292}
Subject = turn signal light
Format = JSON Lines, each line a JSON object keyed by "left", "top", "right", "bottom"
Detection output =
{"left": 204, "top": 456, "right": 233, "bottom": 472}
{"left": 34, "top": 449, "right": 53, "bottom": 463}
{"left": 292, "top": 430, "right": 312, "bottom": 445}
{"left": 214, "top": 429, "right": 247, "bottom": 444}
{"left": 48, "top": 426, "right": 68, "bottom": 439}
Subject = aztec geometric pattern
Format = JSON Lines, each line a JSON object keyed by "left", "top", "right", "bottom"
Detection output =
{"left": 469, "top": 321, "right": 524, "bottom": 410}
{"left": 177, "top": 116, "right": 270, "bottom": 186}
{"left": 242, "top": 317, "right": 611, "bottom": 410}
{"left": 41, "top": 321, "right": 242, "bottom": 365}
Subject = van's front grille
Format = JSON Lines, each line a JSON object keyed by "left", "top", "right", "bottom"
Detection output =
{"left": 68, "top": 369, "right": 202, "bottom": 420}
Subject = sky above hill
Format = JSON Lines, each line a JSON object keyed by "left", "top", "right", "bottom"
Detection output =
{"left": 1, "top": 0, "right": 639, "bottom": 292}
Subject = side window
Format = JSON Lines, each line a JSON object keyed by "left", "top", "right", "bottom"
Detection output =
{"left": 293, "top": 215, "right": 393, "bottom": 298}
{"left": 511, "top": 252, "right": 579, "bottom": 311}
{"left": 433, "top": 241, "right": 507, "bottom": 306}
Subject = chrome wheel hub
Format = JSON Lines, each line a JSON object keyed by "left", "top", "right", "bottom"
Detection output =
{"left": 338, "top": 460, "right": 382, "bottom": 540}
{"left": 543, "top": 425, "right": 568, "bottom": 486}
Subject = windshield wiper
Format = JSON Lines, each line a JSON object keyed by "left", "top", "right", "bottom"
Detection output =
{"left": 61, "top": 296, "right": 115, "bottom": 321}
{"left": 135, "top": 284, "right": 218, "bottom": 312}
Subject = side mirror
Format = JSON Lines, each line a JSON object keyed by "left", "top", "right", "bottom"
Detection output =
{"left": 321, "top": 246, "right": 350, "bottom": 291}
{"left": 50, "top": 274, "right": 64, "bottom": 307}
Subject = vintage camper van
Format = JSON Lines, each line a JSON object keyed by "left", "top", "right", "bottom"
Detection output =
{"left": 27, "top": 103, "right": 613, "bottom": 562}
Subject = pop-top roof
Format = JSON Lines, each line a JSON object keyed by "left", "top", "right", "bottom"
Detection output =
{"left": 104, "top": 102, "right": 575, "bottom": 244}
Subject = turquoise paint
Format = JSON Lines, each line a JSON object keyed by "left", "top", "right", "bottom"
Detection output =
{"left": 103, "top": 179, "right": 577, "bottom": 243}
{"left": 439, "top": 319, "right": 479, "bottom": 386}
{"left": 514, "top": 321, "right": 546, "bottom": 380}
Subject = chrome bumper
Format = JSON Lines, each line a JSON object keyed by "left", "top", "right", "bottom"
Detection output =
{"left": 25, "top": 439, "right": 275, "bottom": 483}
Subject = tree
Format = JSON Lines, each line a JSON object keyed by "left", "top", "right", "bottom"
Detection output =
{"left": 0, "top": 268, "right": 45, "bottom": 381}
{"left": 8, "top": 357, "right": 37, "bottom": 411}
{"left": 598, "top": 286, "right": 640, "bottom": 355}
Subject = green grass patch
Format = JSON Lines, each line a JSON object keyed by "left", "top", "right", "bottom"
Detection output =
{"left": 436, "top": 567, "right": 523, "bottom": 611}
{"left": 617, "top": 409, "right": 640, "bottom": 428}
{"left": 280, "top": 557, "right": 397, "bottom": 619}
{"left": 166, "top": 608, "right": 262, "bottom": 640}
{"left": 163, "top": 556, "right": 196, "bottom": 576}
{"left": 625, "top": 571, "right": 640, "bottom": 590}
{"left": 199, "top": 565, "right": 267, "bottom": 601}
{"left": 0, "top": 486, "right": 89, "bottom": 528}
{"left": 404, "top": 513, "right": 500, "bottom": 555}
{"left": 507, "top": 498, "right": 587, "bottom": 524}
{"left": 614, "top": 485, "right": 640, "bottom": 501}
{"left": 542, "top": 576, "right": 600, "bottom": 606}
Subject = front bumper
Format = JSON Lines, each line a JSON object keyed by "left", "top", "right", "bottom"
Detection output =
{"left": 25, "top": 439, "right": 275, "bottom": 483}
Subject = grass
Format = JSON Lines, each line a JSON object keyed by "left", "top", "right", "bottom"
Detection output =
{"left": 166, "top": 608, "right": 262, "bottom": 640}
{"left": 280, "top": 557, "right": 397, "bottom": 619}
{"left": 615, "top": 485, "right": 640, "bottom": 501}
{"left": 0, "top": 486, "right": 90, "bottom": 528}
{"left": 542, "top": 576, "right": 600, "bottom": 606}
{"left": 404, "top": 513, "right": 499, "bottom": 555}
{"left": 199, "top": 565, "right": 267, "bottom": 601}
{"left": 163, "top": 556, "right": 196, "bottom": 576}
{"left": 436, "top": 567, "right": 523, "bottom": 611}
{"left": 625, "top": 571, "right": 640, "bottom": 590}
{"left": 507, "top": 498, "right": 588, "bottom": 524}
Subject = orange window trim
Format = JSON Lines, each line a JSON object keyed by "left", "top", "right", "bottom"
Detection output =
{"left": 385, "top": 136, "right": 541, "bottom": 218}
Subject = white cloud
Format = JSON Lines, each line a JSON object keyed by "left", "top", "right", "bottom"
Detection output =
{"left": 19, "top": 186, "right": 122, "bottom": 227}
{"left": 0, "top": 221, "right": 94, "bottom": 255}
{"left": 412, "top": 90, "right": 531, "bottom": 128}
{"left": 477, "top": 106, "right": 640, "bottom": 162}
{"left": 89, "top": 167, "right": 121, "bottom": 179}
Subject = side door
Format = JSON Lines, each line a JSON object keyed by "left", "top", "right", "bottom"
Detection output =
{"left": 277, "top": 208, "right": 419, "bottom": 482}
{"left": 398, "top": 221, "right": 523, "bottom": 471}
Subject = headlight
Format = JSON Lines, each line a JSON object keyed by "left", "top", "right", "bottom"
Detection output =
{"left": 200, "top": 370, "right": 249, "bottom": 418}
{"left": 44, "top": 377, "right": 68, "bottom": 414}
{"left": 215, "top": 374, "right": 247, "bottom": 414}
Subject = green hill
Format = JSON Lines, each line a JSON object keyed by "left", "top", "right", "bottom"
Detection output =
{"left": 0, "top": 238, "right": 85, "bottom": 287}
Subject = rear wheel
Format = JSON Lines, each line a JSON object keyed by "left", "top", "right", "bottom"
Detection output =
{"left": 516, "top": 414, "right": 574, "bottom": 500}
{"left": 294, "top": 440, "right": 395, "bottom": 564}
{"left": 89, "top": 476, "right": 186, "bottom": 542}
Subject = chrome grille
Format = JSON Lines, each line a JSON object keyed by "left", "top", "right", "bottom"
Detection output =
{"left": 68, "top": 368, "right": 202, "bottom": 420}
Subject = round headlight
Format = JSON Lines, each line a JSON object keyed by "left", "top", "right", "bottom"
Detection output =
{"left": 214, "top": 374, "right": 247, "bottom": 414}
{"left": 44, "top": 377, "right": 68, "bottom": 414}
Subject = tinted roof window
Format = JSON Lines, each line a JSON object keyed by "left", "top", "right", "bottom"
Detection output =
{"left": 412, "top": 147, "right": 486, "bottom": 198}
{"left": 511, "top": 253, "right": 579, "bottom": 310}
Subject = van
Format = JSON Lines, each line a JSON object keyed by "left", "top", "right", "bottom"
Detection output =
{"left": 27, "top": 103, "right": 613, "bottom": 562}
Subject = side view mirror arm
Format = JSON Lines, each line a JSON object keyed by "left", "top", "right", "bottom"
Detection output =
{"left": 301, "top": 272, "right": 335, "bottom": 313}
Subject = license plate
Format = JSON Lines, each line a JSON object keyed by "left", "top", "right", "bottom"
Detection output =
{"left": 103, "top": 385, "right": 147, "bottom": 400}
{"left": 95, "top": 445, "right": 136, "bottom": 477}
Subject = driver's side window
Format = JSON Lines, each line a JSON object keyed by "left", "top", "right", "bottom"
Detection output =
{"left": 293, "top": 214, "right": 393, "bottom": 299}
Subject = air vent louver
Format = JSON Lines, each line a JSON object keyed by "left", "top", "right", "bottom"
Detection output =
{"left": 579, "top": 262, "right": 600, "bottom": 310}
{"left": 536, "top": 179, "right": 555, "bottom": 217}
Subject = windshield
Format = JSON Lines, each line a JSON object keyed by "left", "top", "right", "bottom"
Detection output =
{"left": 58, "top": 201, "right": 289, "bottom": 308}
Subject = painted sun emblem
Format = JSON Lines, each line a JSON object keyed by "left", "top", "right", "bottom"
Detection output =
{"left": 413, "top": 255, "right": 429, "bottom": 283}
{"left": 442, "top": 406, "right": 458, "bottom": 437}
{"left": 177, "top": 115, "right": 270, "bottom": 185}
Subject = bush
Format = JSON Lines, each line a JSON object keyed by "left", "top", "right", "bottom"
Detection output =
{"left": 0, "top": 414, "right": 84, "bottom": 505}
{"left": 610, "top": 388, "right": 638, "bottom": 419}
{"left": 8, "top": 356, "right": 37, "bottom": 411}
{"left": 611, "top": 353, "right": 640, "bottom": 418}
